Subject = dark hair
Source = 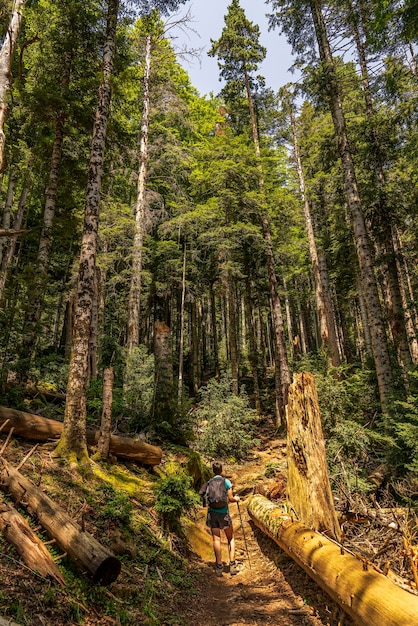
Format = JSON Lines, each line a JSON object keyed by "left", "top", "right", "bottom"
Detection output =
{"left": 212, "top": 461, "right": 223, "bottom": 475}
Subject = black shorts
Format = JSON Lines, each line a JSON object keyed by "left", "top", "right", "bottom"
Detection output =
{"left": 206, "top": 510, "right": 232, "bottom": 530}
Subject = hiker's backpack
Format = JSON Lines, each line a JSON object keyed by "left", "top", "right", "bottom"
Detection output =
{"left": 200, "top": 477, "right": 228, "bottom": 509}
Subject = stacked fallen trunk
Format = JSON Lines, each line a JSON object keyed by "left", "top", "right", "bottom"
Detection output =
{"left": 0, "top": 457, "right": 121, "bottom": 585}
{"left": 0, "top": 406, "right": 162, "bottom": 465}
{"left": 0, "top": 494, "right": 64, "bottom": 584}
{"left": 247, "top": 494, "right": 418, "bottom": 626}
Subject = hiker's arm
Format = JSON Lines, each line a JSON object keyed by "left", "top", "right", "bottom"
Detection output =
{"left": 228, "top": 488, "right": 240, "bottom": 503}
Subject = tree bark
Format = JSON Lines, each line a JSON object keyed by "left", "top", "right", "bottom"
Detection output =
{"left": 286, "top": 372, "right": 341, "bottom": 541}
{"left": 247, "top": 494, "right": 418, "bottom": 626}
{"left": 0, "top": 0, "right": 27, "bottom": 172}
{"left": 0, "top": 458, "right": 121, "bottom": 585}
{"left": 56, "top": 0, "right": 119, "bottom": 464}
{"left": 0, "top": 406, "right": 162, "bottom": 465}
{"left": 0, "top": 496, "right": 64, "bottom": 583}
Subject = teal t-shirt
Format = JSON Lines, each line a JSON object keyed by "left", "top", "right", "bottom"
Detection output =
{"left": 208, "top": 475, "right": 232, "bottom": 514}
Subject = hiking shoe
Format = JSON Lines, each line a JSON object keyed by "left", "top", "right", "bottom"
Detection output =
{"left": 215, "top": 563, "right": 223, "bottom": 577}
{"left": 229, "top": 561, "right": 239, "bottom": 575}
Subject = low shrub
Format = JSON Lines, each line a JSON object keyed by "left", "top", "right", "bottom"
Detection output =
{"left": 192, "top": 375, "right": 259, "bottom": 461}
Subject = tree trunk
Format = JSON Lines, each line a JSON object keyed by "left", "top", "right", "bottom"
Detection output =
{"left": 309, "top": 0, "right": 393, "bottom": 411}
{"left": 247, "top": 494, "right": 418, "bottom": 626}
{"left": 95, "top": 367, "right": 114, "bottom": 460}
{"left": 0, "top": 458, "right": 121, "bottom": 585}
{"left": 244, "top": 276, "right": 261, "bottom": 413}
{"left": 0, "top": 168, "right": 15, "bottom": 263}
{"left": 283, "top": 275, "right": 295, "bottom": 360}
{"left": 0, "top": 0, "right": 26, "bottom": 172}
{"left": 210, "top": 285, "right": 220, "bottom": 378}
{"left": 393, "top": 229, "right": 418, "bottom": 364}
{"left": 0, "top": 496, "right": 64, "bottom": 583}
{"left": 178, "top": 242, "right": 186, "bottom": 401}
{"left": 0, "top": 406, "right": 162, "bottom": 465}
{"left": 56, "top": 0, "right": 119, "bottom": 464}
{"left": 153, "top": 321, "right": 174, "bottom": 420}
{"left": 287, "top": 95, "right": 341, "bottom": 366}
{"left": 286, "top": 371, "right": 341, "bottom": 541}
{"left": 0, "top": 182, "right": 28, "bottom": 303}
{"left": 126, "top": 33, "right": 152, "bottom": 352}
{"left": 227, "top": 272, "right": 239, "bottom": 394}
{"left": 88, "top": 266, "right": 100, "bottom": 380}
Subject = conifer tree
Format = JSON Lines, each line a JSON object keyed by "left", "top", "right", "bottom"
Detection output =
{"left": 210, "top": 0, "right": 291, "bottom": 425}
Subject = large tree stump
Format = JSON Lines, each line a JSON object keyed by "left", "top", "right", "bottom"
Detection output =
{"left": 0, "top": 406, "right": 162, "bottom": 465}
{"left": 0, "top": 458, "right": 121, "bottom": 585}
{"left": 0, "top": 495, "right": 64, "bottom": 584}
{"left": 286, "top": 371, "right": 341, "bottom": 541}
{"left": 248, "top": 494, "right": 418, "bottom": 626}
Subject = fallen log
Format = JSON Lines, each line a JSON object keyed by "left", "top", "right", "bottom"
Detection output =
{"left": 247, "top": 494, "right": 418, "bottom": 626}
{"left": 0, "top": 495, "right": 64, "bottom": 584}
{"left": 0, "top": 457, "right": 121, "bottom": 585}
{"left": 0, "top": 406, "right": 162, "bottom": 465}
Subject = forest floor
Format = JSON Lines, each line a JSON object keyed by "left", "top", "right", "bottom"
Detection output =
{"left": 0, "top": 415, "right": 414, "bottom": 625}
{"left": 180, "top": 421, "right": 355, "bottom": 626}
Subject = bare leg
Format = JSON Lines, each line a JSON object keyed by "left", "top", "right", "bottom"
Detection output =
{"left": 211, "top": 528, "right": 222, "bottom": 565}
{"left": 224, "top": 525, "right": 235, "bottom": 563}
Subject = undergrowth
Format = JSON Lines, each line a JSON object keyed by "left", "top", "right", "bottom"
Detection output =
{"left": 0, "top": 447, "right": 200, "bottom": 626}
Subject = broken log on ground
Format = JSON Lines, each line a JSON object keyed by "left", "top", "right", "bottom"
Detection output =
{"left": 0, "top": 494, "right": 64, "bottom": 583}
{"left": 0, "top": 406, "right": 162, "bottom": 465}
{"left": 286, "top": 371, "right": 341, "bottom": 541}
{"left": 247, "top": 494, "right": 418, "bottom": 626}
{"left": 0, "top": 457, "right": 121, "bottom": 585}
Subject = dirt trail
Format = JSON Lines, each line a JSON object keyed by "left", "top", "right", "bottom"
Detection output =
{"left": 182, "top": 424, "right": 352, "bottom": 626}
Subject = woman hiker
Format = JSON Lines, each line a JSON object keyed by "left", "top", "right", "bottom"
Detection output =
{"left": 200, "top": 461, "right": 241, "bottom": 576}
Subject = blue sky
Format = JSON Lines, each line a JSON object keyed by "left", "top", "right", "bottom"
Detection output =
{"left": 169, "top": 0, "right": 297, "bottom": 96}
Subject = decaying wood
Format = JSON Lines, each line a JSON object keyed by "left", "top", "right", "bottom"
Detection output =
{"left": 0, "top": 457, "right": 121, "bottom": 585}
{"left": 0, "top": 495, "right": 64, "bottom": 584}
{"left": 0, "top": 406, "right": 162, "bottom": 465}
{"left": 286, "top": 372, "right": 341, "bottom": 541}
{"left": 247, "top": 494, "right": 418, "bottom": 626}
